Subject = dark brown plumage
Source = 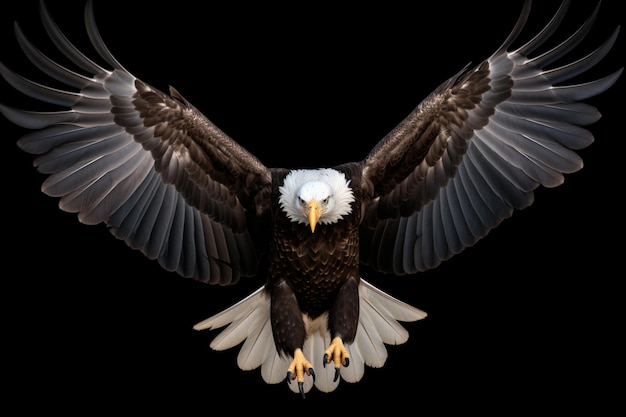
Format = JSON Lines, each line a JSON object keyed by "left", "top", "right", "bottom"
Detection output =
{"left": 1, "top": 0, "right": 622, "bottom": 399}
{"left": 269, "top": 167, "right": 362, "bottom": 360}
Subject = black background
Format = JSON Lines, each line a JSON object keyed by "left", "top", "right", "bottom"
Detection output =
{"left": 1, "top": 0, "right": 623, "bottom": 412}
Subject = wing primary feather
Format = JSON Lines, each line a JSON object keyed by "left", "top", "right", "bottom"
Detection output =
{"left": 376, "top": 220, "right": 400, "bottom": 273}
{"left": 34, "top": 128, "right": 127, "bottom": 174}
{"left": 108, "top": 170, "right": 160, "bottom": 241}
{"left": 145, "top": 185, "right": 177, "bottom": 260}
{"left": 42, "top": 135, "right": 139, "bottom": 200}
{"left": 83, "top": 0, "right": 129, "bottom": 73}
{"left": 18, "top": 124, "right": 115, "bottom": 155}
{"left": 176, "top": 204, "right": 196, "bottom": 277}
{"left": 512, "top": 0, "right": 570, "bottom": 57}
{"left": 431, "top": 196, "right": 449, "bottom": 261}
{"left": 13, "top": 21, "right": 93, "bottom": 90}
{"left": 0, "top": 61, "right": 81, "bottom": 108}
{"left": 471, "top": 133, "right": 536, "bottom": 195}
{"left": 392, "top": 217, "right": 409, "bottom": 275}
{"left": 437, "top": 187, "right": 462, "bottom": 256}
{"left": 124, "top": 174, "right": 167, "bottom": 254}
{"left": 451, "top": 168, "right": 489, "bottom": 242}
{"left": 464, "top": 150, "right": 514, "bottom": 221}
{"left": 0, "top": 104, "right": 75, "bottom": 129}
{"left": 159, "top": 192, "right": 186, "bottom": 272}
{"left": 491, "top": 0, "right": 534, "bottom": 56}
{"left": 38, "top": 0, "right": 109, "bottom": 76}
{"left": 85, "top": 152, "right": 153, "bottom": 225}
{"left": 525, "top": 1, "right": 599, "bottom": 68}
{"left": 539, "top": 27, "right": 619, "bottom": 85}
{"left": 190, "top": 210, "right": 211, "bottom": 279}
{"left": 444, "top": 180, "right": 476, "bottom": 248}
{"left": 454, "top": 161, "right": 497, "bottom": 233}
{"left": 465, "top": 141, "right": 528, "bottom": 210}
{"left": 417, "top": 203, "right": 435, "bottom": 269}
{"left": 551, "top": 70, "right": 623, "bottom": 102}
{"left": 400, "top": 216, "right": 419, "bottom": 274}
{"left": 496, "top": 102, "right": 601, "bottom": 127}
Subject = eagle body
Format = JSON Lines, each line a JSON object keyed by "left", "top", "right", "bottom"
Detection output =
{"left": 1, "top": 0, "right": 622, "bottom": 399}
{"left": 268, "top": 167, "right": 362, "bottom": 355}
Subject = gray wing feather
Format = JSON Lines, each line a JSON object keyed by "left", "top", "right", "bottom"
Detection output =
{"left": 2, "top": 0, "right": 269, "bottom": 284}
{"left": 362, "top": 1, "right": 622, "bottom": 274}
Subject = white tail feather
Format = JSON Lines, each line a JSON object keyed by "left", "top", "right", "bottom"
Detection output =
{"left": 352, "top": 306, "right": 388, "bottom": 368}
{"left": 261, "top": 349, "right": 290, "bottom": 385}
{"left": 341, "top": 343, "right": 365, "bottom": 383}
{"left": 302, "top": 322, "right": 340, "bottom": 393}
{"left": 193, "top": 279, "right": 427, "bottom": 394}
{"left": 237, "top": 313, "right": 273, "bottom": 370}
{"left": 192, "top": 286, "right": 266, "bottom": 331}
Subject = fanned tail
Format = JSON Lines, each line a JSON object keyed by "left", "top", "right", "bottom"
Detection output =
{"left": 192, "top": 286, "right": 290, "bottom": 385}
{"left": 193, "top": 280, "right": 427, "bottom": 394}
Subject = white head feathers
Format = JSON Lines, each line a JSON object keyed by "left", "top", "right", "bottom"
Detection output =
{"left": 279, "top": 169, "right": 355, "bottom": 227}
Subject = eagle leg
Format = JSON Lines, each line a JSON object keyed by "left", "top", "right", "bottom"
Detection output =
{"left": 323, "top": 336, "right": 350, "bottom": 382}
{"left": 286, "top": 348, "right": 316, "bottom": 398}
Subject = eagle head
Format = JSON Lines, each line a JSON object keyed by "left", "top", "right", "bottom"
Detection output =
{"left": 278, "top": 168, "right": 355, "bottom": 232}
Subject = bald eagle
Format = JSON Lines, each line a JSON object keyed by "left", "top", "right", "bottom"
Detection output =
{"left": 1, "top": 0, "right": 621, "bottom": 398}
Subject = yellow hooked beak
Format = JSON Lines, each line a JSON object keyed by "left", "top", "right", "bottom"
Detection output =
{"left": 308, "top": 200, "right": 320, "bottom": 233}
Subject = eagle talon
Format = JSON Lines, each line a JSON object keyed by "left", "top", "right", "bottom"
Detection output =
{"left": 323, "top": 336, "right": 350, "bottom": 378}
{"left": 286, "top": 348, "right": 315, "bottom": 397}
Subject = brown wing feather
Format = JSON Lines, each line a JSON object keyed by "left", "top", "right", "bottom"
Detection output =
{"left": 1, "top": 0, "right": 273, "bottom": 284}
{"left": 360, "top": 0, "right": 622, "bottom": 274}
{"left": 362, "top": 63, "right": 494, "bottom": 222}
{"left": 131, "top": 80, "right": 270, "bottom": 231}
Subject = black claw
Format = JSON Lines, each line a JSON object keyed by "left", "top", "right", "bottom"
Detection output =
{"left": 344, "top": 357, "right": 350, "bottom": 368}
{"left": 298, "top": 381, "right": 305, "bottom": 399}
{"left": 333, "top": 367, "right": 340, "bottom": 382}
{"left": 287, "top": 370, "right": 314, "bottom": 398}
{"left": 323, "top": 353, "right": 329, "bottom": 367}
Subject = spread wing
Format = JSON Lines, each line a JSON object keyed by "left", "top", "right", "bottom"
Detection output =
{"left": 0, "top": 0, "right": 273, "bottom": 284}
{"left": 359, "top": 0, "right": 622, "bottom": 274}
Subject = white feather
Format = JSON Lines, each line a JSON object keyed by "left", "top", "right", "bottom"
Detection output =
{"left": 236, "top": 312, "right": 273, "bottom": 370}
{"left": 278, "top": 168, "right": 355, "bottom": 226}
{"left": 193, "top": 286, "right": 266, "bottom": 331}
{"left": 299, "top": 315, "right": 340, "bottom": 393}
{"left": 193, "top": 279, "right": 427, "bottom": 394}
{"left": 341, "top": 343, "right": 365, "bottom": 383}
{"left": 261, "top": 349, "right": 290, "bottom": 385}
{"left": 353, "top": 306, "right": 388, "bottom": 368}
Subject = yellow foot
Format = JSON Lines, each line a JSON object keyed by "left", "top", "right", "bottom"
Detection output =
{"left": 286, "top": 348, "right": 315, "bottom": 399}
{"left": 323, "top": 336, "right": 350, "bottom": 382}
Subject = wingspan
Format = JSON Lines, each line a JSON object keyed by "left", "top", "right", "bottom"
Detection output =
{"left": 1, "top": 0, "right": 272, "bottom": 284}
{"left": 360, "top": 0, "right": 622, "bottom": 274}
